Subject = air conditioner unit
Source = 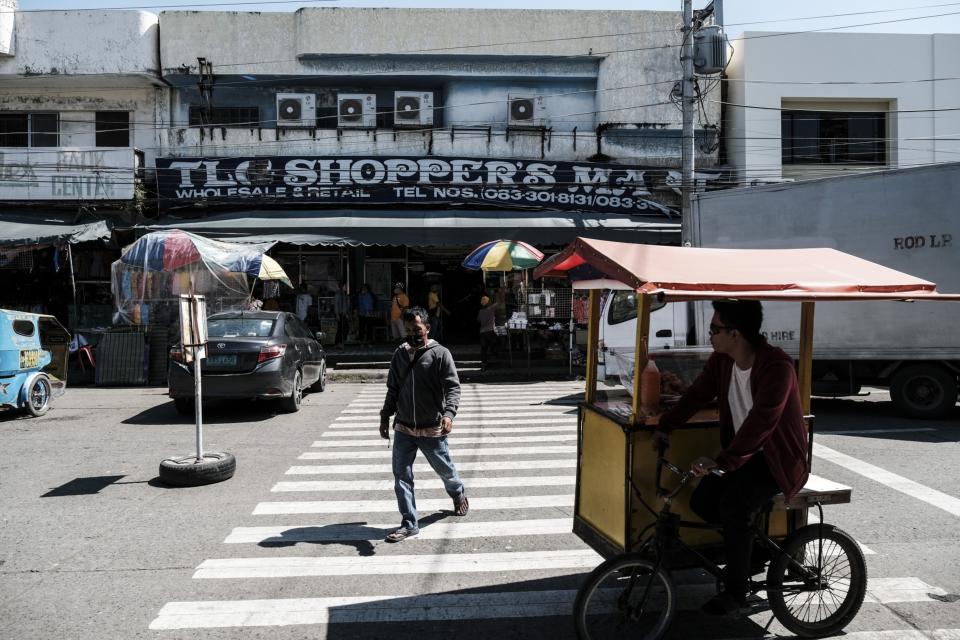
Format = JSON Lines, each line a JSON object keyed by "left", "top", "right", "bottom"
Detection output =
{"left": 337, "top": 93, "right": 377, "bottom": 128}
{"left": 507, "top": 94, "right": 547, "bottom": 127}
{"left": 394, "top": 91, "right": 434, "bottom": 127}
{"left": 276, "top": 93, "right": 316, "bottom": 128}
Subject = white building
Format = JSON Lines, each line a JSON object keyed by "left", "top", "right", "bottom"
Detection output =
{"left": 724, "top": 31, "right": 960, "bottom": 185}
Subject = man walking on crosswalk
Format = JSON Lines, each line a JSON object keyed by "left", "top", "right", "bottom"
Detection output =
{"left": 380, "top": 306, "right": 469, "bottom": 542}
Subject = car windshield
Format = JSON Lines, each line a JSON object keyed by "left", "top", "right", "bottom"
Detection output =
{"left": 207, "top": 318, "right": 276, "bottom": 338}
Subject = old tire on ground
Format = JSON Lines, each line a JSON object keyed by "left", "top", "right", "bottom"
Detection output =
{"left": 280, "top": 369, "right": 303, "bottom": 412}
{"left": 310, "top": 360, "right": 327, "bottom": 392}
{"left": 25, "top": 374, "right": 52, "bottom": 417}
{"left": 159, "top": 452, "right": 236, "bottom": 487}
{"left": 173, "top": 397, "right": 194, "bottom": 415}
{"left": 890, "top": 364, "right": 958, "bottom": 419}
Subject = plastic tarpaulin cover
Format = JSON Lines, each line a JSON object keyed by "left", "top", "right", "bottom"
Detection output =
{"left": 111, "top": 230, "right": 291, "bottom": 325}
{"left": 534, "top": 238, "right": 960, "bottom": 301}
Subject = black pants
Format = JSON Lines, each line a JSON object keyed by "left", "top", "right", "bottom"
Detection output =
{"left": 479, "top": 331, "right": 498, "bottom": 362}
{"left": 336, "top": 314, "right": 350, "bottom": 345}
{"left": 358, "top": 316, "right": 375, "bottom": 342}
{"left": 689, "top": 452, "right": 780, "bottom": 600}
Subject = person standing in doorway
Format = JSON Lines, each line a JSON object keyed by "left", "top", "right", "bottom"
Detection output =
{"left": 379, "top": 307, "right": 468, "bottom": 542}
{"left": 334, "top": 281, "right": 351, "bottom": 348}
{"left": 295, "top": 283, "right": 313, "bottom": 322}
{"left": 357, "top": 283, "right": 377, "bottom": 347}
{"left": 476, "top": 295, "right": 500, "bottom": 366}
{"left": 390, "top": 283, "right": 409, "bottom": 340}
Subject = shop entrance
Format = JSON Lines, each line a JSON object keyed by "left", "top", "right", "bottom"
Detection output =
{"left": 407, "top": 247, "right": 486, "bottom": 345}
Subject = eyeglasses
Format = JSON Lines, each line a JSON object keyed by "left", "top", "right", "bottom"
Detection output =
{"left": 709, "top": 323, "right": 734, "bottom": 336}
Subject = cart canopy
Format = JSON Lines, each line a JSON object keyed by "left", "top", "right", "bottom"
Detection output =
{"left": 533, "top": 238, "right": 960, "bottom": 301}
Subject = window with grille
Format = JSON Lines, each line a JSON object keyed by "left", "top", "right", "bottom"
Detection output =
{"left": 782, "top": 110, "right": 886, "bottom": 165}
{"left": 96, "top": 111, "right": 130, "bottom": 147}
{"left": 0, "top": 113, "right": 59, "bottom": 147}
{"left": 188, "top": 106, "right": 260, "bottom": 127}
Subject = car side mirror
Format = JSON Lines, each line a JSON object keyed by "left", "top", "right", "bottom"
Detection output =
{"left": 315, "top": 331, "right": 326, "bottom": 341}
{"left": 656, "top": 329, "right": 672, "bottom": 338}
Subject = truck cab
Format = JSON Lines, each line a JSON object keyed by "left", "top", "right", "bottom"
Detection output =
{"left": 599, "top": 291, "right": 689, "bottom": 379}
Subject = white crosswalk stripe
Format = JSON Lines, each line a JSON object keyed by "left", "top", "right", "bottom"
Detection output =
{"left": 194, "top": 549, "right": 602, "bottom": 579}
{"left": 150, "top": 382, "right": 942, "bottom": 638}
{"left": 271, "top": 475, "right": 575, "bottom": 492}
{"left": 299, "top": 445, "right": 578, "bottom": 459}
{"left": 224, "top": 518, "right": 574, "bottom": 544}
{"left": 253, "top": 493, "right": 575, "bottom": 515}
{"left": 327, "top": 417, "right": 577, "bottom": 428}
{"left": 321, "top": 425, "right": 576, "bottom": 437}
{"left": 285, "top": 459, "right": 576, "bottom": 474}
{"left": 312, "top": 434, "right": 577, "bottom": 447}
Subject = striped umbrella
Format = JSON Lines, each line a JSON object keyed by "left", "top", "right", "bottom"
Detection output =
{"left": 462, "top": 239, "right": 544, "bottom": 271}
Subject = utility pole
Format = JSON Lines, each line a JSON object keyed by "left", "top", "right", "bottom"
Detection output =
{"left": 680, "top": 0, "right": 696, "bottom": 246}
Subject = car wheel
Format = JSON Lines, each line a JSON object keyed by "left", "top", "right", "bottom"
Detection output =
{"left": 173, "top": 397, "right": 194, "bottom": 415}
{"left": 890, "top": 364, "right": 958, "bottom": 419}
{"left": 310, "top": 360, "right": 327, "bottom": 392}
{"left": 281, "top": 369, "right": 303, "bottom": 413}
{"left": 158, "top": 452, "right": 236, "bottom": 487}
{"left": 25, "top": 375, "right": 52, "bottom": 417}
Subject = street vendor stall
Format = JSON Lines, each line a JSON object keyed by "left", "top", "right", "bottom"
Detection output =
{"left": 533, "top": 237, "right": 960, "bottom": 640}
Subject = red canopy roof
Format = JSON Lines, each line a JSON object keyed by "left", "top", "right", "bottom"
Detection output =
{"left": 533, "top": 238, "right": 960, "bottom": 302}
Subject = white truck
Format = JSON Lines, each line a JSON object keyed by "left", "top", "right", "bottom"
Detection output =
{"left": 600, "top": 162, "right": 960, "bottom": 418}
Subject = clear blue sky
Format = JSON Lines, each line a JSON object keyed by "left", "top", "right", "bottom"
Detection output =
{"left": 15, "top": 0, "right": 960, "bottom": 37}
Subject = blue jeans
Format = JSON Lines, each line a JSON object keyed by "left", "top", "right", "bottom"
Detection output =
{"left": 392, "top": 430, "right": 465, "bottom": 530}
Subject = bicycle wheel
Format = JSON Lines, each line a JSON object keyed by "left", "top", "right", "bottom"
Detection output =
{"left": 767, "top": 523, "right": 867, "bottom": 638}
{"left": 574, "top": 554, "right": 676, "bottom": 640}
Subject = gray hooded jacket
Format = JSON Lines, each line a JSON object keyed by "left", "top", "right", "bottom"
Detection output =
{"left": 380, "top": 340, "right": 460, "bottom": 428}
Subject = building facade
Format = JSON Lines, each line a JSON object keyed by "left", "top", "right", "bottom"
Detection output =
{"left": 724, "top": 31, "right": 960, "bottom": 185}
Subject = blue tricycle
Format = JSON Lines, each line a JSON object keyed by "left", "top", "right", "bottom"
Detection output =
{"left": 0, "top": 310, "right": 70, "bottom": 417}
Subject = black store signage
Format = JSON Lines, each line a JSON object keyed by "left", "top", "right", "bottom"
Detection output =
{"left": 155, "top": 156, "right": 674, "bottom": 216}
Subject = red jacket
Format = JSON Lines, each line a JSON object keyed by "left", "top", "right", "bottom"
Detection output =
{"left": 658, "top": 340, "right": 809, "bottom": 499}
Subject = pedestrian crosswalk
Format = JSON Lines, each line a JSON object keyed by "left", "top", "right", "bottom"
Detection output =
{"left": 149, "top": 381, "right": 952, "bottom": 637}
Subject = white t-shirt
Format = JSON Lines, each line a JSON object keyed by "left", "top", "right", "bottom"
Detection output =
{"left": 728, "top": 363, "right": 753, "bottom": 433}
{"left": 295, "top": 293, "right": 313, "bottom": 321}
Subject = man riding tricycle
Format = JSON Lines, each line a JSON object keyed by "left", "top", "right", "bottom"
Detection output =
{"left": 0, "top": 309, "right": 70, "bottom": 417}
{"left": 533, "top": 238, "right": 960, "bottom": 639}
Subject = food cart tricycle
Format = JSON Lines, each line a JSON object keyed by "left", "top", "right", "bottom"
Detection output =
{"left": 0, "top": 309, "right": 70, "bottom": 417}
{"left": 533, "top": 239, "right": 960, "bottom": 640}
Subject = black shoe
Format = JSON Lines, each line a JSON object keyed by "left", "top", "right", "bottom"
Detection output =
{"left": 701, "top": 591, "right": 746, "bottom": 616}
{"left": 384, "top": 526, "right": 419, "bottom": 543}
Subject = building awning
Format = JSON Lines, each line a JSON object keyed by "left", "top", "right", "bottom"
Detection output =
{"left": 142, "top": 209, "right": 679, "bottom": 247}
{"left": 0, "top": 213, "right": 113, "bottom": 247}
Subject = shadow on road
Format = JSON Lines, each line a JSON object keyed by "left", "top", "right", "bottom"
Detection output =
{"left": 812, "top": 396, "right": 959, "bottom": 443}
{"left": 121, "top": 399, "right": 280, "bottom": 425}
{"left": 262, "top": 512, "right": 453, "bottom": 556}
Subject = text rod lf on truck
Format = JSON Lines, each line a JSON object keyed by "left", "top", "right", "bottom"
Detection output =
{"left": 600, "top": 162, "right": 960, "bottom": 418}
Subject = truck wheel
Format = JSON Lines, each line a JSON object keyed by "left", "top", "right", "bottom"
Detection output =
{"left": 890, "top": 364, "right": 958, "bottom": 419}
{"left": 173, "top": 397, "right": 194, "bottom": 415}
{"left": 159, "top": 452, "right": 236, "bottom": 487}
{"left": 25, "top": 375, "right": 52, "bottom": 417}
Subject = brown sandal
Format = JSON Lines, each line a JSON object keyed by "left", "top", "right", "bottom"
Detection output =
{"left": 453, "top": 495, "right": 469, "bottom": 516}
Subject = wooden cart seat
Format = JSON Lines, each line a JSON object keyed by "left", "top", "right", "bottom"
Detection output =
{"left": 771, "top": 475, "right": 852, "bottom": 511}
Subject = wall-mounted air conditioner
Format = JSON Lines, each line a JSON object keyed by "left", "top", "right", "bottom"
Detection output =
{"left": 276, "top": 93, "right": 316, "bottom": 128}
{"left": 337, "top": 93, "right": 377, "bottom": 128}
{"left": 507, "top": 94, "right": 547, "bottom": 127}
{"left": 394, "top": 91, "right": 434, "bottom": 127}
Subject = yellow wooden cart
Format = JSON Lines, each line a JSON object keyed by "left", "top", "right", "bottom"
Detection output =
{"left": 534, "top": 238, "right": 960, "bottom": 639}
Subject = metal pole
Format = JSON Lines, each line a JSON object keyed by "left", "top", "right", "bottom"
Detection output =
{"left": 680, "top": 0, "right": 696, "bottom": 247}
{"left": 194, "top": 349, "right": 203, "bottom": 461}
{"left": 66, "top": 243, "right": 77, "bottom": 305}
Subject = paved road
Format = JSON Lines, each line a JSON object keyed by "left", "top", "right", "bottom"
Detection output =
{"left": 0, "top": 382, "right": 958, "bottom": 639}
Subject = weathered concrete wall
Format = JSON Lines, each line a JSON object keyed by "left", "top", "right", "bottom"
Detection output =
{"left": 726, "top": 32, "right": 960, "bottom": 183}
{"left": 0, "top": 0, "right": 16, "bottom": 57}
{"left": 0, "top": 10, "right": 158, "bottom": 76}
{"left": 0, "top": 87, "right": 165, "bottom": 164}
{"left": 159, "top": 8, "right": 717, "bottom": 129}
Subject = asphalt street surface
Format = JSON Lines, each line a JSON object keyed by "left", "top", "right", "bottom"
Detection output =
{"left": 0, "top": 381, "right": 958, "bottom": 639}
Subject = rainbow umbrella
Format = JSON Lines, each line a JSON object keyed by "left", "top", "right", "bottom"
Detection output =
{"left": 462, "top": 239, "right": 544, "bottom": 271}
